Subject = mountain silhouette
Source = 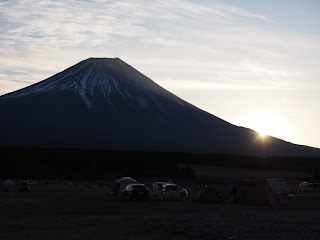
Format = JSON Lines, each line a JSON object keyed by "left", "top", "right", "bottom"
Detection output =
{"left": 1, "top": 57, "right": 319, "bottom": 157}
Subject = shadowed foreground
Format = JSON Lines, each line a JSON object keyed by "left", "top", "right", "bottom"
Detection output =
{"left": 1, "top": 183, "right": 320, "bottom": 240}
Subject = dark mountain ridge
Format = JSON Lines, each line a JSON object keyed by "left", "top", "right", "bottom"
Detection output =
{"left": 1, "top": 57, "right": 320, "bottom": 157}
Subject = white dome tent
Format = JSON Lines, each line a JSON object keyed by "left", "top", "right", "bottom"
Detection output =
{"left": 1, "top": 179, "right": 17, "bottom": 192}
{"left": 110, "top": 177, "right": 137, "bottom": 196}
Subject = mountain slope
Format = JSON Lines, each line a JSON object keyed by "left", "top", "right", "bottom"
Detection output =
{"left": 1, "top": 57, "right": 319, "bottom": 157}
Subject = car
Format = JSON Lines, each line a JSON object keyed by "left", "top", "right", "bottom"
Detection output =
{"left": 152, "top": 181, "right": 170, "bottom": 199}
{"left": 160, "top": 183, "right": 180, "bottom": 200}
{"left": 18, "top": 180, "right": 38, "bottom": 186}
{"left": 152, "top": 182, "right": 188, "bottom": 199}
{"left": 297, "top": 182, "right": 314, "bottom": 192}
{"left": 26, "top": 180, "right": 38, "bottom": 186}
{"left": 18, "top": 181, "right": 31, "bottom": 192}
{"left": 178, "top": 186, "right": 188, "bottom": 199}
{"left": 121, "top": 183, "right": 150, "bottom": 200}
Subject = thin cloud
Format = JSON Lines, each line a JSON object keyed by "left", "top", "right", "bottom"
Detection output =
{"left": 0, "top": 0, "right": 318, "bottom": 96}
{"left": 215, "top": 4, "right": 272, "bottom": 22}
{"left": 157, "top": 79, "right": 286, "bottom": 91}
{"left": 0, "top": 0, "right": 271, "bottom": 50}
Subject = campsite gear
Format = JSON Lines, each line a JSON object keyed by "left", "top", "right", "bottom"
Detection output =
{"left": 267, "top": 178, "right": 288, "bottom": 195}
{"left": 0, "top": 179, "right": 17, "bottom": 192}
{"left": 191, "top": 185, "right": 221, "bottom": 203}
{"left": 110, "top": 177, "right": 138, "bottom": 196}
{"left": 238, "top": 177, "right": 286, "bottom": 206}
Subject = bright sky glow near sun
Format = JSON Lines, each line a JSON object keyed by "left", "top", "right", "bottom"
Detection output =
{"left": 0, "top": 0, "right": 320, "bottom": 148}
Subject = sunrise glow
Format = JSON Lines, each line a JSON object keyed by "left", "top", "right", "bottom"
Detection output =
{"left": 240, "top": 113, "right": 289, "bottom": 141}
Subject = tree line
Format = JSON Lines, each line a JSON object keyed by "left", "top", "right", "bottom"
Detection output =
{"left": 1, "top": 147, "right": 319, "bottom": 180}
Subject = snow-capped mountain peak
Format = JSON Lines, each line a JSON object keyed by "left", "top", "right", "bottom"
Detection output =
{"left": 1, "top": 57, "right": 320, "bottom": 158}
{"left": 2, "top": 57, "right": 185, "bottom": 109}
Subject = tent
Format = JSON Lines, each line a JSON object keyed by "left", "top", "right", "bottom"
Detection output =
{"left": 110, "top": 177, "right": 137, "bottom": 196}
{"left": 196, "top": 186, "right": 220, "bottom": 203}
{"left": 267, "top": 178, "right": 288, "bottom": 195}
{"left": 1, "top": 179, "right": 17, "bottom": 192}
{"left": 237, "top": 177, "right": 286, "bottom": 206}
{"left": 191, "top": 184, "right": 220, "bottom": 203}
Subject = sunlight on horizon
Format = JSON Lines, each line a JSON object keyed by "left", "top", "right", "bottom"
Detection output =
{"left": 258, "top": 132, "right": 267, "bottom": 137}
{"left": 241, "top": 113, "right": 289, "bottom": 141}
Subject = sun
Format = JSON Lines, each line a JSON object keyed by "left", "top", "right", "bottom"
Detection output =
{"left": 255, "top": 124, "right": 272, "bottom": 137}
{"left": 258, "top": 131, "right": 267, "bottom": 137}
{"left": 242, "top": 113, "right": 288, "bottom": 140}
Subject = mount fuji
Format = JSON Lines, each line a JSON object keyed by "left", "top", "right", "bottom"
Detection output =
{"left": 0, "top": 57, "right": 319, "bottom": 157}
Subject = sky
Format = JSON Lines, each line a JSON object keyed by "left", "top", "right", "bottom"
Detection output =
{"left": 1, "top": 0, "right": 320, "bottom": 148}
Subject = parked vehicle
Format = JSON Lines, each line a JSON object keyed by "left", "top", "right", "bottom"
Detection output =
{"left": 26, "top": 180, "right": 38, "bottom": 186}
{"left": 297, "top": 182, "right": 314, "bottom": 192}
{"left": 152, "top": 182, "right": 170, "bottom": 199}
{"left": 178, "top": 187, "right": 188, "bottom": 199}
{"left": 160, "top": 183, "right": 180, "bottom": 200}
{"left": 152, "top": 181, "right": 188, "bottom": 199}
{"left": 17, "top": 180, "right": 31, "bottom": 192}
{"left": 18, "top": 180, "right": 38, "bottom": 186}
{"left": 121, "top": 183, "right": 150, "bottom": 200}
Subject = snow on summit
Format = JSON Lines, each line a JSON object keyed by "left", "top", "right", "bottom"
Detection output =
{"left": 1, "top": 58, "right": 185, "bottom": 109}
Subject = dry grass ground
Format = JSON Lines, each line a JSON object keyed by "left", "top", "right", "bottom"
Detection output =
{"left": 0, "top": 167, "right": 319, "bottom": 240}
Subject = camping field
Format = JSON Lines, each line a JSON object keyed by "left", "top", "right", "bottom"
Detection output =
{"left": 191, "top": 165, "right": 313, "bottom": 189}
{"left": 1, "top": 167, "right": 320, "bottom": 240}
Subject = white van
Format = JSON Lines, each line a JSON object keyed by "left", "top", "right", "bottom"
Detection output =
{"left": 297, "top": 182, "right": 314, "bottom": 192}
{"left": 160, "top": 183, "right": 180, "bottom": 200}
{"left": 152, "top": 181, "right": 188, "bottom": 199}
{"left": 151, "top": 182, "right": 170, "bottom": 199}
